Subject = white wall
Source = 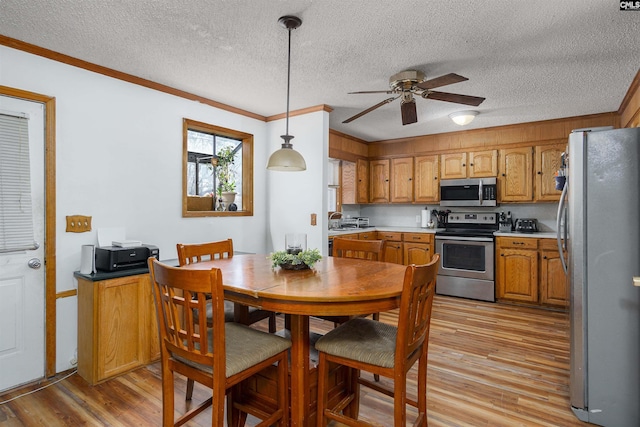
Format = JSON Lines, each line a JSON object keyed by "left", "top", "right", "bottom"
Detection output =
{"left": 1, "top": 45, "right": 328, "bottom": 372}
{"left": 266, "top": 110, "right": 330, "bottom": 254}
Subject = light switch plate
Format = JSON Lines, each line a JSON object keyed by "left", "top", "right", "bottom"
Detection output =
{"left": 66, "top": 215, "right": 92, "bottom": 233}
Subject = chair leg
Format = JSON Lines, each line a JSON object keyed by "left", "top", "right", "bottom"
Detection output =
{"left": 162, "top": 366, "right": 174, "bottom": 427}
{"left": 394, "top": 371, "right": 407, "bottom": 427}
{"left": 316, "top": 353, "right": 329, "bottom": 427}
{"left": 277, "top": 353, "right": 289, "bottom": 427}
{"left": 186, "top": 378, "right": 194, "bottom": 400}
{"left": 269, "top": 312, "right": 277, "bottom": 333}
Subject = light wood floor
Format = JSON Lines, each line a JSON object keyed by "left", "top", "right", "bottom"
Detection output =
{"left": 0, "top": 296, "right": 593, "bottom": 427}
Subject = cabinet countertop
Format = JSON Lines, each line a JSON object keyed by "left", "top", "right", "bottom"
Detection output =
{"left": 328, "top": 228, "right": 557, "bottom": 239}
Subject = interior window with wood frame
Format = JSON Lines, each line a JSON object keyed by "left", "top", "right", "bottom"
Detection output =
{"left": 183, "top": 119, "right": 253, "bottom": 217}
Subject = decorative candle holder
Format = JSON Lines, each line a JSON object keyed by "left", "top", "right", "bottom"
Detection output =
{"left": 285, "top": 233, "right": 307, "bottom": 255}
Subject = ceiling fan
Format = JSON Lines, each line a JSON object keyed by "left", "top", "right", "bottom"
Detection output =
{"left": 343, "top": 70, "right": 486, "bottom": 125}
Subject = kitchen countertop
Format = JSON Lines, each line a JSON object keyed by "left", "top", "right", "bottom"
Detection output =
{"left": 329, "top": 227, "right": 557, "bottom": 239}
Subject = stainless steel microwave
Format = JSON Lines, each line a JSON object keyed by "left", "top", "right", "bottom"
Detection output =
{"left": 439, "top": 177, "right": 497, "bottom": 207}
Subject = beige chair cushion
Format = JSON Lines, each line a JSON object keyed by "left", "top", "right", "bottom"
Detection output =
{"left": 175, "top": 322, "right": 291, "bottom": 378}
{"left": 196, "top": 300, "right": 263, "bottom": 323}
{"left": 315, "top": 317, "right": 397, "bottom": 368}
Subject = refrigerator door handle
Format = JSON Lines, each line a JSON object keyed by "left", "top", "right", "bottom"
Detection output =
{"left": 557, "top": 180, "right": 568, "bottom": 274}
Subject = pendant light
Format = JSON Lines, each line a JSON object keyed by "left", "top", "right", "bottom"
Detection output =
{"left": 267, "top": 15, "right": 307, "bottom": 171}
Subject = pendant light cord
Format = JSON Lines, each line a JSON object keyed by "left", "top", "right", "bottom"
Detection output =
{"left": 285, "top": 26, "right": 292, "bottom": 137}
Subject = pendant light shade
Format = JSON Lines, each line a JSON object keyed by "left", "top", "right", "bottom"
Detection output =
{"left": 267, "top": 15, "right": 306, "bottom": 171}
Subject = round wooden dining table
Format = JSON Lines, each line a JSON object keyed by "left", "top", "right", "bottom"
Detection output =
{"left": 180, "top": 254, "right": 408, "bottom": 427}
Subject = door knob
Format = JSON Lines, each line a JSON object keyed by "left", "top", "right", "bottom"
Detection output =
{"left": 28, "top": 258, "right": 42, "bottom": 269}
{"left": 633, "top": 277, "right": 640, "bottom": 287}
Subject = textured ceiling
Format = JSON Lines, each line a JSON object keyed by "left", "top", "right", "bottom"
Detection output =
{"left": 1, "top": 1, "right": 638, "bottom": 141}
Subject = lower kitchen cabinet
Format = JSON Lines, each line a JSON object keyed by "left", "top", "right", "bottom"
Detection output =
{"left": 403, "top": 233, "right": 434, "bottom": 265}
{"left": 377, "top": 231, "right": 403, "bottom": 264}
{"left": 76, "top": 272, "right": 160, "bottom": 385}
{"left": 496, "top": 237, "right": 567, "bottom": 308}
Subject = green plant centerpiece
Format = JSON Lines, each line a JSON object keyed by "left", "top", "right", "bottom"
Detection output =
{"left": 268, "top": 248, "right": 322, "bottom": 270}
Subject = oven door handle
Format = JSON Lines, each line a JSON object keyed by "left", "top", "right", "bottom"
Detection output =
{"left": 435, "top": 235, "right": 494, "bottom": 242}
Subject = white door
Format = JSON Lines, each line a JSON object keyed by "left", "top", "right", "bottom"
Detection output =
{"left": 0, "top": 96, "right": 46, "bottom": 392}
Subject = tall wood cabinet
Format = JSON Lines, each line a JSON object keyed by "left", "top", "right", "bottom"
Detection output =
{"left": 356, "top": 159, "right": 369, "bottom": 204}
{"left": 369, "top": 159, "right": 390, "bottom": 203}
{"left": 77, "top": 272, "right": 160, "bottom": 385}
{"left": 390, "top": 157, "right": 414, "bottom": 203}
{"left": 499, "top": 147, "right": 533, "bottom": 202}
{"left": 535, "top": 144, "right": 564, "bottom": 201}
{"left": 414, "top": 155, "right": 439, "bottom": 202}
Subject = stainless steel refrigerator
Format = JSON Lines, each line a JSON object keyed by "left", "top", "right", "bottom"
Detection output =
{"left": 557, "top": 127, "right": 640, "bottom": 426}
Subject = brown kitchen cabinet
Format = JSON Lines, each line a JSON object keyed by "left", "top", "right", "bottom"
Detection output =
{"left": 377, "top": 231, "right": 403, "bottom": 264}
{"left": 390, "top": 157, "right": 414, "bottom": 203}
{"left": 496, "top": 237, "right": 538, "bottom": 303}
{"left": 402, "top": 233, "right": 434, "bottom": 265}
{"left": 440, "top": 150, "right": 498, "bottom": 179}
{"left": 499, "top": 147, "right": 533, "bottom": 202}
{"left": 539, "top": 239, "right": 568, "bottom": 307}
{"left": 358, "top": 231, "right": 377, "bottom": 240}
{"left": 356, "top": 158, "right": 369, "bottom": 204}
{"left": 496, "top": 237, "right": 568, "bottom": 308}
{"left": 535, "top": 144, "right": 564, "bottom": 201}
{"left": 414, "top": 155, "right": 439, "bottom": 202}
{"left": 369, "top": 159, "right": 390, "bottom": 203}
{"left": 340, "top": 160, "right": 356, "bottom": 205}
{"left": 77, "top": 273, "right": 160, "bottom": 385}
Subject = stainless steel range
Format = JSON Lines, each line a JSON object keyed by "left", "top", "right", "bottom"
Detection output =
{"left": 435, "top": 212, "right": 498, "bottom": 302}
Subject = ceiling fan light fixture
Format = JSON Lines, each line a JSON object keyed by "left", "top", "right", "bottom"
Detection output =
{"left": 400, "top": 95, "right": 418, "bottom": 126}
{"left": 267, "top": 15, "right": 306, "bottom": 172}
{"left": 449, "top": 110, "right": 479, "bottom": 126}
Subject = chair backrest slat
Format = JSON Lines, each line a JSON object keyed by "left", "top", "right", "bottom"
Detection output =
{"left": 332, "top": 238, "right": 385, "bottom": 261}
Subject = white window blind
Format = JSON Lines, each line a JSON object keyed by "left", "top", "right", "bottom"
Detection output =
{"left": 0, "top": 112, "right": 36, "bottom": 253}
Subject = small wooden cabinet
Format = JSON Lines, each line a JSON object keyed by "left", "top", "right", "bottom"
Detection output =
{"left": 414, "top": 155, "right": 439, "bottom": 202}
{"left": 402, "top": 233, "right": 434, "bottom": 265}
{"left": 377, "top": 231, "right": 403, "bottom": 264}
{"left": 496, "top": 237, "right": 539, "bottom": 303}
{"left": 390, "top": 157, "right": 414, "bottom": 203}
{"left": 340, "top": 160, "right": 356, "bottom": 205}
{"left": 77, "top": 272, "right": 160, "bottom": 385}
{"left": 441, "top": 150, "right": 497, "bottom": 179}
{"left": 356, "top": 158, "right": 369, "bottom": 204}
{"left": 496, "top": 237, "right": 568, "bottom": 308}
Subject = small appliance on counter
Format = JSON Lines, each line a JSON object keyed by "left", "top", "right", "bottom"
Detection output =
{"left": 514, "top": 218, "right": 538, "bottom": 233}
{"left": 498, "top": 211, "right": 513, "bottom": 232}
{"left": 95, "top": 244, "right": 159, "bottom": 272}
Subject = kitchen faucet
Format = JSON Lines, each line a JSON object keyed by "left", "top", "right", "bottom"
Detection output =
{"left": 328, "top": 211, "right": 343, "bottom": 229}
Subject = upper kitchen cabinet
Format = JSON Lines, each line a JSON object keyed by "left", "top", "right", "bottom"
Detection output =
{"left": 498, "top": 147, "right": 533, "bottom": 202}
{"left": 414, "top": 155, "right": 439, "bottom": 203}
{"left": 440, "top": 150, "right": 498, "bottom": 179}
{"left": 340, "top": 160, "right": 356, "bottom": 205}
{"left": 369, "top": 159, "right": 390, "bottom": 203}
{"left": 390, "top": 157, "right": 414, "bottom": 203}
{"left": 534, "top": 144, "right": 564, "bottom": 201}
{"left": 356, "top": 159, "right": 370, "bottom": 204}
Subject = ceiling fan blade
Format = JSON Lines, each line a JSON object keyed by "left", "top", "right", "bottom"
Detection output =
{"left": 424, "top": 91, "right": 486, "bottom": 106}
{"left": 348, "top": 90, "right": 395, "bottom": 94}
{"left": 342, "top": 96, "right": 399, "bottom": 123}
{"left": 416, "top": 73, "right": 468, "bottom": 90}
{"left": 401, "top": 100, "right": 418, "bottom": 125}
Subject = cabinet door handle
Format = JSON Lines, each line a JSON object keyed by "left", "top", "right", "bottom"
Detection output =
{"left": 408, "top": 178, "right": 412, "bottom": 181}
{"left": 434, "top": 176, "right": 438, "bottom": 180}
{"left": 537, "top": 171, "right": 542, "bottom": 175}
{"left": 462, "top": 163, "right": 466, "bottom": 167}
{"left": 502, "top": 173, "right": 506, "bottom": 177}
{"left": 470, "top": 163, "right": 474, "bottom": 166}
{"left": 501, "top": 254, "right": 505, "bottom": 257}
{"left": 543, "top": 255, "right": 547, "bottom": 259}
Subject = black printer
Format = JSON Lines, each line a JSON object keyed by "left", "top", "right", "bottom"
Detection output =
{"left": 95, "top": 244, "right": 159, "bottom": 272}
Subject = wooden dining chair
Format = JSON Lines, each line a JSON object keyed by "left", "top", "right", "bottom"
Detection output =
{"left": 148, "top": 258, "right": 291, "bottom": 427}
{"left": 315, "top": 254, "right": 440, "bottom": 427}
{"left": 176, "top": 239, "right": 277, "bottom": 333}
{"left": 322, "top": 237, "right": 386, "bottom": 323}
